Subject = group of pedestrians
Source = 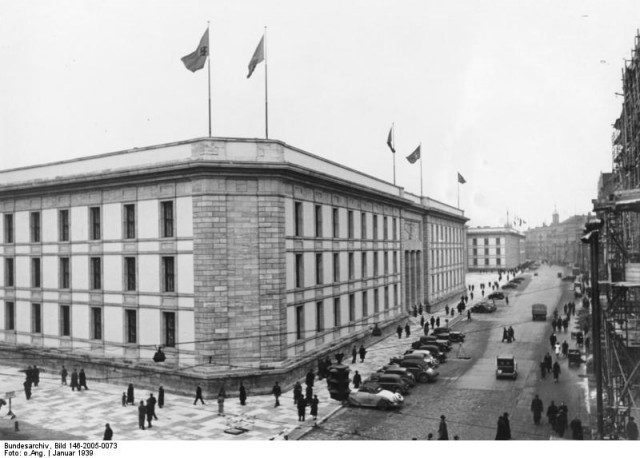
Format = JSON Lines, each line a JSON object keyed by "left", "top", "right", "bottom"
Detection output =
{"left": 538, "top": 352, "right": 562, "bottom": 382}
{"left": 501, "top": 326, "right": 516, "bottom": 343}
{"left": 22, "top": 365, "right": 41, "bottom": 400}
{"left": 281, "top": 370, "right": 319, "bottom": 421}
{"left": 351, "top": 345, "right": 367, "bottom": 363}
{"left": 530, "top": 394, "right": 584, "bottom": 439}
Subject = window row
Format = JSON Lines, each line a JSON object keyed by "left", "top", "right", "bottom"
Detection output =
{"left": 3, "top": 256, "right": 176, "bottom": 292}
{"left": 471, "top": 247, "right": 502, "bottom": 256}
{"left": 472, "top": 258, "right": 502, "bottom": 266}
{"left": 2, "top": 201, "right": 175, "bottom": 244}
{"left": 293, "top": 251, "right": 399, "bottom": 288}
{"left": 294, "top": 285, "right": 399, "bottom": 340}
{"left": 293, "top": 202, "right": 398, "bottom": 241}
{"left": 432, "top": 247, "right": 465, "bottom": 268}
{"left": 471, "top": 237, "right": 503, "bottom": 246}
{"left": 431, "top": 223, "right": 464, "bottom": 244}
{"left": 431, "top": 269, "right": 464, "bottom": 295}
{"left": 3, "top": 301, "right": 177, "bottom": 347}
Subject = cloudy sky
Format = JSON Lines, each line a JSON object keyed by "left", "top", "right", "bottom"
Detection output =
{"left": 1, "top": 0, "right": 639, "bottom": 228}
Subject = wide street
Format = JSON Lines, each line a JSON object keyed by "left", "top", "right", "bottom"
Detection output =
{"left": 302, "top": 264, "right": 590, "bottom": 440}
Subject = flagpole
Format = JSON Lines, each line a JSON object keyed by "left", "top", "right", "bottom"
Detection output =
{"left": 264, "top": 26, "right": 269, "bottom": 139}
{"left": 207, "top": 22, "right": 212, "bottom": 137}
{"left": 419, "top": 143, "right": 423, "bottom": 197}
{"left": 457, "top": 180, "right": 460, "bottom": 208}
{"left": 392, "top": 123, "right": 396, "bottom": 185}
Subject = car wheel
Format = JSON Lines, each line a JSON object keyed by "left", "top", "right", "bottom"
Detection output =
{"left": 376, "top": 399, "right": 390, "bottom": 411}
{"left": 418, "top": 373, "right": 429, "bottom": 383}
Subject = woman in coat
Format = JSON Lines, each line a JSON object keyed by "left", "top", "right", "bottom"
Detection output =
{"left": 310, "top": 395, "right": 319, "bottom": 420}
{"left": 127, "top": 384, "right": 135, "bottom": 405}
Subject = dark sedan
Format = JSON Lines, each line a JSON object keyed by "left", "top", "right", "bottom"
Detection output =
{"left": 471, "top": 302, "right": 497, "bottom": 313}
{"left": 488, "top": 291, "right": 505, "bottom": 300}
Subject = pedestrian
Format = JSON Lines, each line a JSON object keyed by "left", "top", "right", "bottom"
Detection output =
{"left": 359, "top": 345, "right": 366, "bottom": 362}
{"left": 23, "top": 380, "right": 32, "bottom": 400}
{"left": 272, "top": 381, "right": 282, "bottom": 407}
{"left": 424, "top": 323, "right": 430, "bottom": 335}
{"left": 306, "top": 369, "right": 315, "bottom": 387}
{"left": 239, "top": 382, "right": 247, "bottom": 405}
{"left": 194, "top": 385, "right": 205, "bottom": 405}
{"left": 470, "top": 292, "right": 474, "bottom": 301}
{"left": 547, "top": 401, "right": 558, "bottom": 429}
{"left": 561, "top": 340, "right": 569, "bottom": 358}
{"left": 146, "top": 396, "right": 154, "bottom": 428}
{"left": 544, "top": 353, "right": 553, "bottom": 374}
{"left": 305, "top": 384, "right": 313, "bottom": 403}
{"left": 121, "top": 392, "right": 127, "bottom": 407}
{"left": 138, "top": 401, "right": 146, "bottom": 430}
{"left": 158, "top": 386, "right": 164, "bottom": 408}
{"left": 297, "top": 396, "right": 307, "bottom": 421}
{"left": 127, "top": 383, "right": 135, "bottom": 405}
{"left": 420, "top": 315, "right": 425, "bottom": 328}
{"left": 317, "top": 358, "right": 326, "bottom": 380}
{"left": 79, "top": 368, "right": 88, "bottom": 390}
{"left": 351, "top": 345, "right": 357, "bottom": 364}
{"left": 436, "top": 317, "right": 440, "bottom": 327}
{"left": 505, "top": 296, "right": 509, "bottom": 305}
{"left": 405, "top": 323, "right": 411, "bottom": 338}
{"left": 353, "top": 371, "right": 362, "bottom": 389}
{"left": 33, "top": 366, "right": 40, "bottom": 387}
{"left": 103, "top": 423, "right": 113, "bottom": 440}
{"left": 554, "top": 342, "right": 561, "bottom": 358}
{"left": 626, "top": 417, "right": 639, "bottom": 440}
{"left": 25, "top": 366, "right": 33, "bottom": 386}
{"left": 310, "top": 395, "right": 319, "bottom": 420}
{"left": 450, "top": 308, "right": 455, "bottom": 317}
{"left": 495, "top": 413, "right": 511, "bottom": 440}
{"left": 481, "top": 289, "right": 485, "bottom": 297}
{"left": 531, "top": 395, "right": 544, "bottom": 425}
{"left": 430, "top": 316, "right": 435, "bottom": 329}
{"left": 562, "top": 318, "right": 569, "bottom": 332}
{"left": 293, "top": 381, "right": 302, "bottom": 404}
{"left": 502, "top": 328, "right": 509, "bottom": 343}
{"left": 60, "top": 366, "right": 68, "bottom": 385}
{"left": 570, "top": 417, "right": 584, "bottom": 440}
{"left": 445, "top": 305, "right": 450, "bottom": 315}
{"left": 508, "top": 326, "right": 515, "bottom": 342}
{"left": 147, "top": 393, "right": 158, "bottom": 420}
{"left": 438, "top": 415, "right": 448, "bottom": 440}
{"left": 396, "top": 325, "right": 403, "bottom": 339}
{"left": 418, "top": 304, "right": 423, "bottom": 315}
{"left": 539, "top": 360, "right": 547, "bottom": 379}
{"left": 550, "top": 332, "right": 557, "bottom": 348}
{"left": 217, "top": 386, "right": 226, "bottom": 416}
{"left": 556, "top": 409, "right": 567, "bottom": 437}
{"left": 70, "top": 368, "right": 79, "bottom": 392}
{"left": 467, "top": 310, "right": 471, "bottom": 320}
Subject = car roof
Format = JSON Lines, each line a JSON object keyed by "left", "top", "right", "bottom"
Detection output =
{"left": 497, "top": 355, "right": 514, "bottom": 359}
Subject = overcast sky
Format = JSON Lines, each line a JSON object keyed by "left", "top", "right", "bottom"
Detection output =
{"left": 1, "top": 0, "right": 639, "bottom": 229}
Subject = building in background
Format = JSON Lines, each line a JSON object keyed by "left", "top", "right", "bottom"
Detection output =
{"left": 0, "top": 137, "right": 467, "bottom": 390}
{"left": 466, "top": 226, "right": 525, "bottom": 272}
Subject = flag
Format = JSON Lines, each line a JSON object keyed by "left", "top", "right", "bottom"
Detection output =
{"left": 406, "top": 145, "right": 421, "bottom": 164}
{"left": 181, "top": 28, "right": 209, "bottom": 72}
{"left": 386, "top": 125, "right": 395, "bottom": 153}
{"left": 247, "top": 35, "right": 265, "bottom": 78}
{"left": 457, "top": 172, "right": 466, "bottom": 184}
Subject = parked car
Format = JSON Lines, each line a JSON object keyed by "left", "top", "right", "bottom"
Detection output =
{"left": 501, "top": 283, "right": 517, "bottom": 290}
{"left": 409, "top": 344, "right": 447, "bottom": 363}
{"left": 417, "top": 335, "right": 452, "bottom": 350}
{"left": 471, "top": 302, "right": 497, "bottom": 313}
{"left": 363, "top": 373, "right": 410, "bottom": 395}
{"left": 511, "top": 277, "right": 525, "bottom": 283}
{"left": 397, "top": 359, "right": 439, "bottom": 383}
{"left": 488, "top": 291, "right": 505, "bottom": 300}
{"left": 431, "top": 329, "right": 466, "bottom": 342}
{"left": 377, "top": 365, "right": 417, "bottom": 387}
{"left": 496, "top": 355, "right": 517, "bottom": 379}
{"left": 403, "top": 349, "right": 439, "bottom": 367}
{"left": 390, "top": 353, "right": 431, "bottom": 366}
{"left": 347, "top": 385, "right": 404, "bottom": 410}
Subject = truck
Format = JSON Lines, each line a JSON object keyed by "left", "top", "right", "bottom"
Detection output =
{"left": 531, "top": 303, "right": 547, "bottom": 321}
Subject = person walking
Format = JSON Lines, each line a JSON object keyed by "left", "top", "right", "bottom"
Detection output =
{"left": 544, "top": 353, "right": 553, "bottom": 375}
{"left": 351, "top": 346, "right": 357, "bottom": 364}
{"left": 297, "top": 396, "right": 307, "bottom": 421}
{"left": 147, "top": 393, "right": 158, "bottom": 420}
{"left": 103, "top": 423, "right": 113, "bottom": 440}
{"left": 552, "top": 361, "right": 561, "bottom": 383}
{"left": 272, "top": 381, "right": 282, "bottom": 407}
{"left": 505, "top": 296, "right": 509, "bottom": 305}
{"left": 145, "top": 396, "right": 154, "bottom": 428}
{"left": 359, "top": 345, "right": 366, "bottom": 363}
{"left": 561, "top": 340, "right": 569, "bottom": 358}
{"left": 305, "top": 369, "right": 315, "bottom": 388}
{"left": 550, "top": 333, "right": 557, "bottom": 349}
{"left": 138, "top": 401, "right": 146, "bottom": 430}
{"left": 127, "top": 384, "right": 135, "bottom": 405}
{"left": 33, "top": 366, "right": 40, "bottom": 387}
{"left": 396, "top": 325, "right": 403, "bottom": 339}
{"left": 310, "top": 395, "right": 319, "bottom": 420}
{"left": 546, "top": 401, "right": 558, "bottom": 430}
{"left": 217, "top": 387, "right": 226, "bottom": 416}
{"left": 404, "top": 323, "right": 411, "bottom": 338}
{"left": 467, "top": 310, "right": 471, "bottom": 320}
{"left": 438, "top": 415, "right": 449, "bottom": 440}
{"left": 78, "top": 368, "right": 88, "bottom": 390}
{"left": 554, "top": 342, "right": 561, "bottom": 358}
{"left": 423, "top": 322, "right": 429, "bottom": 335}
{"left": 508, "top": 326, "right": 515, "bottom": 342}
{"left": 158, "top": 386, "right": 164, "bottom": 409}
{"left": 495, "top": 413, "right": 511, "bottom": 440}
{"left": 122, "top": 392, "right": 127, "bottom": 407}
{"left": 420, "top": 315, "right": 425, "bottom": 328}
{"left": 556, "top": 408, "right": 567, "bottom": 437}
{"left": 194, "top": 385, "right": 205, "bottom": 405}
{"left": 293, "top": 381, "right": 302, "bottom": 405}
{"left": 430, "top": 316, "right": 435, "bottom": 329}
{"left": 531, "top": 395, "right": 544, "bottom": 425}
{"left": 305, "top": 384, "right": 313, "bottom": 404}
{"left": 626, "top": 417, "right": 639, "bottom": 440}
{"left": 60, "top": 366, "right": 68, "bottom": 385}
{"left": 502, "top": 328, "right": 509, "bottom": 343}
{"left": 23, "top": 380, "right": 32, "bottom": 400}
{"left": 435, "top": 317, "right": 440, "bottom": 327}
{"left": 539, "top": 360, "right": 547, "bottom": 379}
{"left": 70, "top": 369, "right": 79, "bottom": 392}
{"left": 239, "top": 382, "right": 247, "bottom": 406}
{"left": 570, "top": 417, "right": 584, "bottom": 440}
{"left": 445, "top": 305, "right": 450, "bottom": 315}
{"left": 353, "top": 371, "right": 362, "bottom": 389}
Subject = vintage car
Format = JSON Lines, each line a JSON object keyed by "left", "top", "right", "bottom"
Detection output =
{"left": 408, "top": 344, "right": 447, "bottom": 363}
{"left": 501, "top": 283, "right": 518, "bottom": 290}
{"left": 431, "top": 329, "right": 466, "bottom": 342}
{"left": 396, "top": 359, "right": 439, "bottom": 383}
{"left": 511, "top": 277, "right": 525, "bottom": 283}
{"left": 417, "top": 335, "right": 452, "bottom": 350}
{"left": 531, "top": 303, "right": 548, "bottom": 321}
{"left": 496, "top": 355, "right": 518, "bottom": 379}
{"left": 362, "top": 373, "right": 410, "bottom": 395}
{"left": 377, "top": 365, "right": 417, "bottom": 387}
{"left": 488, "top": 291, "right": 505, "bottom": 300}
{"left": 471, "top": 302, "right": 497, "bottom": 313}
{"left": 403, "top": 349, "right": 439, "bottom": 366}
{"left": 347, "top": 385, "right": 404, "bottom": 410}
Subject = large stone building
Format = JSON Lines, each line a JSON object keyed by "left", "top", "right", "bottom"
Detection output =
{"left": 0, "top": 138, "right": 467, "bottom": 390}
{"left": 466, "top": 227, "right": 525, "bottom": 271}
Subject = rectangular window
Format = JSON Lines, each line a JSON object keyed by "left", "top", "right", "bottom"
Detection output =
{"left": 373, "top": 215, "right": 378, "bottom": 239}
{"left": 484, "top": 238, "right": 489, "bottom": 245}
{"left": 496, "top": 247, "right": 501, "bottom": 256}
{"left": 333, "top": 298, "right": 341, "bottom": 327}
{"left": 59, "top": 257, "right": 70, "bottom": 289}
{"left": 89, "top": 207, "right": 101, "bottom": 240}
{"left": 373, "top": 252, "right": 379, "bottom": 276}
{"left": 361, "top": 252, "right": 367, "bottom": 278}
{"left": 32, "top": 258, "right": 41, "bottom": 288}
{"left": 484, "top": 248, "right": 489, "bottom": 255}
{"left": 296, "top": 305, "right": 304, "bottom": 340}
{"left": 5, "top": 258, "right": 14, "bottom": 287}
{"left": 4, "top": 214, "right": 14, "bottom": 243}
{"left": 90, "top": 257, "right": 101, "bottom": 290}
{"left": 163, "top": 312, "right": 175, "bottom": 347}
{"left": 384, "top": 251, "right": 389, "bottom": 275}
{"left": 348, "top": 252, "right": 354, "bottom": 280}
{"left": 315, "top": 253, "right": 323, "bottom": 285}
{"left": 125, "top": 309, "right": 137, "bottom": 344}
{"left": 60, "top": 305, "right": 71, "bottom": 336}
{"left": 496, "top": 237, "right": 501, "bottom": 245}
{"left": 315, "top": 205, "right": 323, "bottom": 237}
{"left": 161, "top": 201, "right": 174, "bottom": 238}
{"left": 473, "top": 258, "right": 478, "bottom": 266}
{"left": 125, "top": 257, "right": 136, "bottom": 291}
{"left": 374, "top": 289, "right": 380, "bottom": 313}
{"left": 348, "top": 211, "right": 354, "bottom": 238}
{"left": 59, "top": 209, "right": 70, "bottom": 242}
{"left": 30, "top": 212, "right": 41, "bottom": 242}
{"left": 5, "top": 302, "right": 15, "bottom": 330}
{"left": 316, "top": 301, "right": 324, "bottom": 332}
{"left": 472, "top": 238, "right": 477, "bottom": 246}
{"left": 394, "top": 284, "right": 398, "bottom": 307}
{"left": 295, "top": 253, "right": 304, "bottom": 288}
{"left": 383, "top": 216, "right": 388, "bottom": 240}
{"left": 473, "top": 248, "right": 477, "bottom": 256}
{"left": 31, "top": 303, "right": 42, "bottom": 333}
{"left": 362, "top": 291, "right": 368, "bottom": 317}
{"left": 332, "top": 208, "right": 339, "bottom": 238}
{"left": 91, "top": 307, "right": 102, "bottom": 340}
{"left": 497, "top": 258, "right": 502, "bottom": 266}
{"left": 124, "top": 204, "right": 136, "bottom": 239}
{"left": 484, "top": 258, "right": 490, "bottom": 266}
{"left": 333, "top": 253, "right": 340, "bottom": 282}
{"left": 385, "top": 286, "right": 390, "bottom": 310}
{"left": 162, "top": 256, "right": 175, "bottom": 292}
{"left": 349, "top": 294, "right": 355, "bottom": 322}
{"left": 361, "top": 212, "right": 367, "bottom": 239}
{"left": 393, "top": 251, "right": 398, "bottom": 273}
{"left": 294, "top": 201, "right": 303, "bottom": 236}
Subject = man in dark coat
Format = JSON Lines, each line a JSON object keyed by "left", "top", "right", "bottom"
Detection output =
{"left": 127, "top": 384, "right": 135, "bottom": 405}
{"left": 552, "top": 361, "right": 561, "bottom": 383}
{"left": 550, "top": 333, "right": 557, "bottom": 349}
{"left": 570, "top": 417, "right": 584, "bottom": 440}
{"left": 540, "top": 360, "right": 547, "bottom": 379}
{"left": 272, "top": 381, "right": 282, "bottom": 407}
{"left": 293, "top": 381, "right": 302, "bottom": 405}
{"left": 60, "top": 366, "right": 68, "bottom": 385}
{"left": 239, "top": 383, "right": 247, "bottom": 405}
{"left": 353, "top": 371, "right": 362, "bottom": 389}
{"left": 351, "top": 346, "right": 357, "bottom": 364}
{"left": 436, "top": 317, "right": 440, "bottom": 327}
{"left": 138, "top": 401, "right": 146, "bottom": 430}
{"left": 556, "top": 409, "right": 567, "bottom": 437}
{"left": 305, "top": 369, "right": 315, "bottom": 387}
{"left": 424, "top": 323, "right": 430, "bottom": 335}
{"left": 405, "top": 323, "right": 411, "bottom": 337}
{"left": 508, "top": 326, "right": 515, "bottom": 342}
{"left": 502, "top": 328, "right": 509, "bottom": 343}
{"left": 420, "top": 315, "right": 425, "bottom": 328}
{"left": 561, "top": 340, "right": 569, "bottom": 357}
{"left": 23, "top": 380, "right": 32, "bottom": 400}
{"left": 546, "top": 401, "right": 558, "bottom": 429}
{"left": 396, "top": 325, "right": 403, "bottom": 339}
{"left": 297, "top": 397, "right": 307, "bottom": 421}
{"left": 194, "top": 385, "right": 205, "bottom": 405}
{"left": 359, "top": 345, "right": 366, "bottom": 363}
{"left": 147, "top": 393, "right": 158, "bottom": 421}
{"left": 430, "top": 316, "right": 435, "bottom": 328}
{"left": 438, "top": 415, "right": 448, "bottom": 440}
{"left": 544, "top": 353, "right": 553, "bottom": 374}
{"left": 78, "top": 369, "right": 88, "bottom": 390}
{"left": 33, "top": 366, "right": 40, "bottom": 387}
{"left": 531, "top": 395, "right": 544, "bottom": 425}
{"left": 70, "top": 369, "right": 79, "bottom": 391}
{"left": 158, "top": 386, "right": 164, "bottom": 408}
{"left": 103, "top": 423, "right": 113, "bottom": 440}
{"left": 495, "top": 413, "right": 511, "bottom": 440}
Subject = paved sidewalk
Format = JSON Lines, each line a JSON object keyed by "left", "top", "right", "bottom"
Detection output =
{"left": 0, "top": 272, "right": 508, "bottom": 441}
